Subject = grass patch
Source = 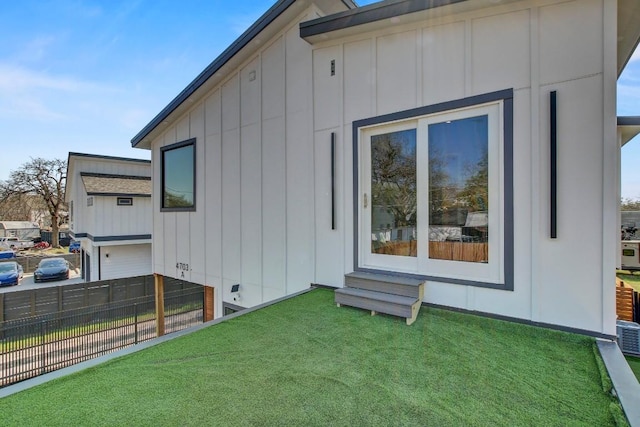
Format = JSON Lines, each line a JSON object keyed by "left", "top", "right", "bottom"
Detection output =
{"left": 0, "top": 289, "right": 621, "bottom": 426}
{"left": 617, "top": 271, "right": 640, "bottom": 292}
{"left": 626, "top": 355, "right": 640, "bottom": 382}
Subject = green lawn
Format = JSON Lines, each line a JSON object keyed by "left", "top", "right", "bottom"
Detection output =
{"left": 627, "top": 355, "right": 640, "bottom": 382}
{"left": 617, "top": 271, "right": 640, "bottom": 292}
{"left": 0, "top": 289, "right": 625, "bottom": 426}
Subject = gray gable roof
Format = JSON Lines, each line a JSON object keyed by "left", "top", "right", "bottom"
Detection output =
{"left": 81, "top": 173, "right": 152, "bottom": 197}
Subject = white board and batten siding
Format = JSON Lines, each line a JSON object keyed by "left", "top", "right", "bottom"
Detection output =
{"left": 151, "top": 9, "right": 319, "bottom": 315}
{"left": 89, "top": 196, "right": 152, "bottom": 238}
{"left": 309, "top": 0, "right": 617, "bottom": 335}
{"left": 149, "top": 0, "right": 618, "bottom": 335}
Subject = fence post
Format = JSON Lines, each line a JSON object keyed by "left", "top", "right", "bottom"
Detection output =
{"left": 154, "top": 274, "right": 165, "bottom": 337}
{"left": 134, "top": 303, "right": 138, "bottom": 344}
{"left": 40, "top": 321, "right": 46, "bottom": 375}
{"left": 204, "top": 286, "right": 214, "bottom": 322}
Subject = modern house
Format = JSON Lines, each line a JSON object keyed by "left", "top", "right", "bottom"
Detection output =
{"left": 65, "top": 153, "right": 152, "bottom": 281}
{"left": 132, "top": 0, "right": 640, "bottom": 336}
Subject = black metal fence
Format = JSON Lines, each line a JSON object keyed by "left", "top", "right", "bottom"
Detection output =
{"left": 0, "top": 287, "right": 204, "bottom": 387}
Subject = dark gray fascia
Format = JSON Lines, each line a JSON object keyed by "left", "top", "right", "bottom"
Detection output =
{"left": 130, "top": 0, "right": 299, "bottom": 148}
{"left": 618, "top": 116, "right": 640, "bottom": 126}
{"left": 68, "top": 152, "right": 150, "bottom": 164}
{"left": 300, "top": 0, "right": 467, "bottom": 39}
{"left": 69, "top": 232, "right": 152, "bottom": 242}
{"left": 80, "top": 172, "right": 151, "bottom": 180}
{"left": 86, "top": 193, "right": 151, "bottom": 197}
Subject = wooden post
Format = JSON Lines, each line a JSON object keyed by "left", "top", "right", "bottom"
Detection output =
{"left": 154, "top": 274, "right": 165, "bottom": 337}
{"left": 204, "top": 286, "right": 214, "bottom": 322}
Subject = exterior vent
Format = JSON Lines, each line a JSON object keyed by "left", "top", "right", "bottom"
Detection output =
{"left": 617, "top": 320, "right": 640, "bottom": 356}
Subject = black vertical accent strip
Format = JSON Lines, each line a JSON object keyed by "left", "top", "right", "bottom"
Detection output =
{"left": 353, "top": 123, "right": 360, "bottom": 271}
{"left": 550, "top": 91, "right": 557, "bottom": 239}
{"left": 331, "top": 132, "right": 336, "bottom": 230}
{"left": 503, "top": 96, "right": 514, "bottom": 291}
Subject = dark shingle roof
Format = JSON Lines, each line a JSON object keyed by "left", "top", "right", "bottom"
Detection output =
{"left": 80, "top": 173, "right": 151, "bottom": 197}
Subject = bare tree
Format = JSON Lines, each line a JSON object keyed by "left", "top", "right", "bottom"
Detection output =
{"left": 0, "top": 192, "right": 31, "bottom": 221}
{"left": 621, "top": 197, "right": 640, "bottom": 211}
{"left": 0, "top": 158, "right": 66, "bottom": 247}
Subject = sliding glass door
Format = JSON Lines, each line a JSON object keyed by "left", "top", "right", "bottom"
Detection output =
{"left": 359, "top": 101, "right": 503, "bottom": 284}
{"left": 361, "top": 122, "right": 418, "bottom": 272}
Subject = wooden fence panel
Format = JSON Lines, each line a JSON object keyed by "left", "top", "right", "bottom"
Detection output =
{"left": 3, "top": 292, "right": 33, "bottom": 321}
{"left": 1, "top": 275, "right": 206, "bottom": 323}
{"left": 428, "top": 241, "right": 488, "bottom": 263}
{"left": 616, "top": 286, "right": 634, "bottom": 322}
{"left": 85, "top": 282, "right": 110, "bottom": 306}
{"left": 33, "top": 288, "right": 59, "bottom": 317}
{"left": 62, "top": 284, "right": 91, "bottom": 311}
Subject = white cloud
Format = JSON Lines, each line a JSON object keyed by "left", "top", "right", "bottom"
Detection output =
{"left": 0, "top": 64, "right": 106, "bottom": 93}
{"left": 119, "top": 108, "right": 152, "bottom": 130}
{"left": 0, "top": 95, "right": 67, "bottom": 121}
{"left": 19, "top": 36, "right": 59, "bottom": 63}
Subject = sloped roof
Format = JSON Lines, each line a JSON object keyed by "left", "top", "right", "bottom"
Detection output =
{"left": 618, "top": 116, "right": 640, "bottom": 146}
{"left": 80, "top": 173, "right": 151, "bottom": 197}
{"left": 130, "top": 0, "right": 357, "bottom": 149}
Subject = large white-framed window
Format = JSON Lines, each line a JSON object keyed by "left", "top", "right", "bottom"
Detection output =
{"left": 353, "top": 89, "right": 513, "bottom": 290}
{"left": 161, "top": 138, "right": 196, "bottom": 212}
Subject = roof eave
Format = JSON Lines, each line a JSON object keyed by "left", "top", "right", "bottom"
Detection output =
{"left": 300, "top": 0, "right": 472, "bottom": 44}
{"left": 131, "top": 0, "right": 300, "bottom": 150}
{"left": 86, "top": 192, "right": 152, "bottom": 197}
{"left": 618, "top": 116, "right": 640, "bottom": 146}
{"left": 618, "top": 0, "right": 640, "bottom": 76}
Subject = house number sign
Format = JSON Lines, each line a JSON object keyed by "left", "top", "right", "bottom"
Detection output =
{"left": 176, "top": 262, "right": 189, "bottom": 278}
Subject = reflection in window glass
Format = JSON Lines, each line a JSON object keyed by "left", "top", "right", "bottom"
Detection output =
{"left": 370, "top": 129, "right": 417, "bottom": 257}
{"left": 428, "top": 115, "right": 488, "bottom": 262}
{"left": 162, "top": 142, "right": 195, "bottom": 209}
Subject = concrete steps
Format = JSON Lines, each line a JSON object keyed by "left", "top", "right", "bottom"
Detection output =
{"left": 335, "top": 272, "right": 425, "bottom": 325}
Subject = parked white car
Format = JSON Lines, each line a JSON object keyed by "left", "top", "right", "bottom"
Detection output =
{"left": 0, "top": 237, "right": 34, "bottom": 251}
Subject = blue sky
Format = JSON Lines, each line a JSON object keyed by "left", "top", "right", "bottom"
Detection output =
{"left": 1, "top": 0, "right": 639, "bottom": 199}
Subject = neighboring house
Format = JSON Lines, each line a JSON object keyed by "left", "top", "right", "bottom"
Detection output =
{"left": 65, "top": 153, "right": 152, "bottom": 281}
{"left": 131, "top": 0, "right": 640, "bottom": 336}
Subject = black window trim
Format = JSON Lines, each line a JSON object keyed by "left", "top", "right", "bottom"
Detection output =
{"left": 117, "top": 197, "right": 133, "bottom": 206}
{"left": 160, "top": 138, "right": 197, "bottom": 212}
{"left": 352, "top": 89, "right": 514, "bottom": 291}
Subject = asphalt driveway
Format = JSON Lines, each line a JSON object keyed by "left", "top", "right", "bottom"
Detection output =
{"left": 0, "top": 270, "right": 83, "bottom": 293}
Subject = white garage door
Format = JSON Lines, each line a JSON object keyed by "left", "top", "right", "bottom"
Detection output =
{"left": 100, "top": 244, "right": 152, "bottom": 280}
